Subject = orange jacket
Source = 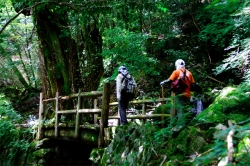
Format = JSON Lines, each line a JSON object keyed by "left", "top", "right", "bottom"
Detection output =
{"left": 169, "top": 68, "right": 195, "bottom": 98}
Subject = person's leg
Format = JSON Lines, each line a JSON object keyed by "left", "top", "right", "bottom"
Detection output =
{"left": 118, "top": 99, "right": 129, "bottom": 125}
{"left": 176, "top": 95, "right": 190, "bottom": 128}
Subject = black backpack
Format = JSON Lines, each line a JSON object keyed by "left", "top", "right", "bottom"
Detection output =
{"left": 121, "top": 74, "right": 136, "bottom": 100}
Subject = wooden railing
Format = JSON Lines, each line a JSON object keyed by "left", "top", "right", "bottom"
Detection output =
{"left": 37, "top": 83, "right": 170, "bottom": 147}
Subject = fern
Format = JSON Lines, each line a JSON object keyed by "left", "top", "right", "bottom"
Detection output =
{"left": 0, "top": 94, "right": 33, "bottom": 166}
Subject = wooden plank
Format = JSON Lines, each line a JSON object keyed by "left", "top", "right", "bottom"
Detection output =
{"left": 109, "top": 98, "right": 171, "bottom": 106}
{"left": 55, "top": 92, "right": 59, "bottom": 137}
{"left": 42, "top": 98, "right": 56, "bottom": 102}
{"left": 69, "top": 91, "right": 103, "bottom": 98}
{"left": 57, "top": 109, "right": 101, "bottom": 114}
{"left": 78, "top": 108, "right": 102, "bottom": 113}
{"left": 57, "top": 110, "right": 77, "bottom": 114}
{"left": 98, "top": 114, "right": 170, "bottom": 119}
{"left": 37, "top": 93, "right": 44, "bottom": 140}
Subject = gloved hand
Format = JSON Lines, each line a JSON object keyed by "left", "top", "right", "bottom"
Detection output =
{"left": 160, "top": 79, "right": 170, "bottom": 86}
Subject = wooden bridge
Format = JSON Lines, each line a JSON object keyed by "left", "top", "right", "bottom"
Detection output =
{"left": 37, "top": 83, "right": 171, "bottom": 147}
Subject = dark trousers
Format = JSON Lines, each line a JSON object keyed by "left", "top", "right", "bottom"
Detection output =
{"left": 174, "top": 95, "right": 190, "bottom": 127}
{"left": 118, "top": 98, "right": 129, "bottom": 125}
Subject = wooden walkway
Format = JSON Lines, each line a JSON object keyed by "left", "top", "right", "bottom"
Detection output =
{"left": 37, "top": 83, "right": 171, "bottom": 147}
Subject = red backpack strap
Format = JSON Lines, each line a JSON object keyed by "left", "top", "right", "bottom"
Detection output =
{"left": 179, "top": 69, "right": 192, "bottom": 84}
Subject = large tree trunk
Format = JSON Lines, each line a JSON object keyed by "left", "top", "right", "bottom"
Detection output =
{"left": 11, "top": 3, "right": 104, "bottom": 98}
{"left": 34, "top": 6, "right": 79, "bottom": 98}
{"left": 11, "top": 1, "right": 104, "bottom": 99}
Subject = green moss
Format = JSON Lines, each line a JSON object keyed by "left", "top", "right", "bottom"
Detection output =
{"left": 32, "top": 148, "right": 53, "bottom": 158}
{"left": 227, "top": 113, "right": 248, "bottom": 122}
{"left": 165, "top": 138, "right": 177, "bottom": 155}
{"left": 175, "top": 130, "right": 188, "bottom": 153}
{"left": 196, "top": 84, "right": 250, "bottom": 125}
{"left": 90, "top": 148, "right": 104, "bottom": 164}
{"left": 154, "top": 104, "right": 171, "bottom": 114}
{"left": 196, "top": 105, "right": 227, "bottom": 123}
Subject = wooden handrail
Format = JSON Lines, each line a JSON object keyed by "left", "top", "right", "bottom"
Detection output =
{"left": 57, "top": 109, "right": 102, "bottom": 114}
{"left": 99, "top": 114, "right": 170, "bottom": 119}
{"left": 109, "top": 98, "right": 170, "bottom": 106}
{"left": 38, "top": 84, "right": 171, "bottom": 146}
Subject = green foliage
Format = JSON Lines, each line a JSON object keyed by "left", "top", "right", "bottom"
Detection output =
{"left": 0, "top": 1, "right": 40, "bottom": 90}
{"left": 198, "top": 1, "right": 239, "bottom": 47}
{"left": 197, "top": 84, "right": 250, "bottom": 124}
{"left": 99, "top": 122, "right": 161, "bottom": 166}
{"left": 102, "top": 27, "right": 160, "bottom": 81}
{"left": 195, "top": 122, "right": 250, "bottom": 165}
{"left": 208, "top": 1, "right": 250, "bottom": 82}
{"left": 0, "top": 94, "right": 33, "bottom": 165}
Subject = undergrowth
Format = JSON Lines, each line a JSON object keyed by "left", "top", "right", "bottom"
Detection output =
{"left": 0, "top": 94, "right": 33, "bottom": 166}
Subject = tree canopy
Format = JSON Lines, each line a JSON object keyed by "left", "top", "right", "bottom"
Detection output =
{"left": 1, "top": 0, "right": 250, "bottom": 165}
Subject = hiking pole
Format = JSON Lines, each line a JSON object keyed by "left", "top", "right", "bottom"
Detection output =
{"left": 161, "top": 85, "right": 165, "bottom": 128}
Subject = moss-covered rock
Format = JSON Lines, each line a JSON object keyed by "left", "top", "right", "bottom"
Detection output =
{"left": 32, "top": 148, "right": 54, "bottom": 158}
{"left": 197, "top": 85, "right": 250, "bottom": 124}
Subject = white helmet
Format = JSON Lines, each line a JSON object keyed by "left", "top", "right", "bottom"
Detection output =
{"left": 118, "top": 66, "right": 129, "bottom": 75}
{"left": 175, "top": 59, "right": 185, "bottom": 69}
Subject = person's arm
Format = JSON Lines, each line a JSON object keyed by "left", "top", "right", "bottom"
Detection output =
{"left": 116, "top": 74, "right": 122, "bottom": 100}
{"left": 160, "top": 79, "right": 172, "bottom": 86}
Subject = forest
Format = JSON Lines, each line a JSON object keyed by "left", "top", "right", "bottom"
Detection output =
{"left": 0, "top": 0, "right": 250, "bottom": 165}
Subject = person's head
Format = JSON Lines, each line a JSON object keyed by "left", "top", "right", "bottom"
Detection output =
{"left": 175, "top": 59, "right": 185, "bottom": 70}
{"left": 118, "top": 66, "right": 129, "bottom": 75}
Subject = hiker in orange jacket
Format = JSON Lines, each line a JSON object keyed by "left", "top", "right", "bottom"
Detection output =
{"left": 160, "top": 59, "right": 195, "bottom": 130}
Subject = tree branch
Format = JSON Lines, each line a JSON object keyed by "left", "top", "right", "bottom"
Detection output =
{"left": 0, "top": 9, "right": 24, "bottom": 34}
{"left": 1, "top": 1, "right": 110, "bottom": 35}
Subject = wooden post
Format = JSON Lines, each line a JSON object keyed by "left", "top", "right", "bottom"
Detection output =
{"left": 161, "top": 86, "right": 165, "bottom": 128}
{"left": 142, "top": 96, "right": 146, "bottom": 124}
{"left": 170, "top": 92, "right": 177, "bottom": 119}
{"left": 104, "top": 128, "right": 111, "bottom": 146}
{"left": 227, "top": 120, "right": 234, "bottom": 163}
{"left": 55, "top": 92, "right": 59, "bottom": 137}
{"left": 37, "top": 93, "right": 44, "bottom": 140}
{"left": 94, "top": 99, "right": 98, "bottom": 124}
{"left": 75, "top": 89, "right": 82, "bottom": 138}
{"left": 98, "top": 83, "right": 110, "bottom": 148}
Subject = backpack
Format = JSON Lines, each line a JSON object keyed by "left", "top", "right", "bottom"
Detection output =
{"left": 121, "top": 74, "right": 136, "bottom": 100}
{"left": 191, "top": 83, "right": 202, "bottom": 94}
{"left": 171, "top": 70, "right": 188, "bottom": 94}
{"left": 190, "top": 95, "right": 204, "bottom": 116}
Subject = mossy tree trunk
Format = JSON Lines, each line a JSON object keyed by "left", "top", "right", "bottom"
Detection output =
{"left": 34, "top": 5, "right": 79, "bottom": 98}
{"left": 11, "top": 1, "right": 104, "bottom": 100}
